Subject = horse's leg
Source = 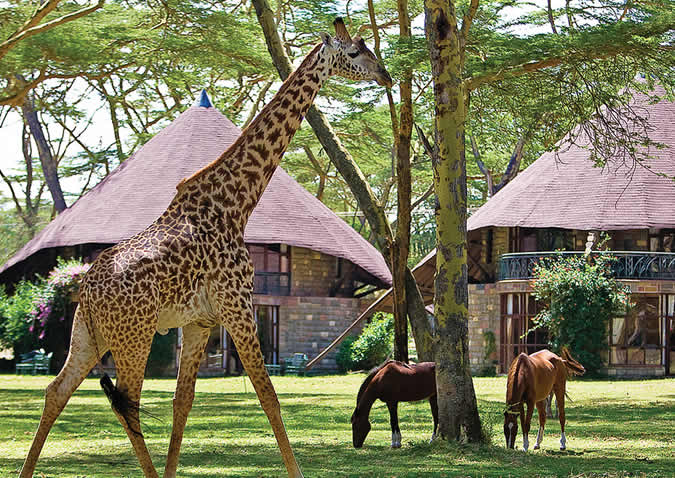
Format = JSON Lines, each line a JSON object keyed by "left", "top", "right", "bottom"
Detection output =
{"left": 520, "top": 401, "right": 534, "bottom": 451}
{"left": 386, "top": 402, "right": 401, "bottom": 448}
{"left": 533, "top": 400, "right": 547, "bottom": 450}
{"left": 428, "top": 395, "right": 439, "bottom": 442}
{"left": 20, "top": 313, "right": 103, "bottom": 478}
{"left": 554, "top": 382, "right": 567, "bottom": 450}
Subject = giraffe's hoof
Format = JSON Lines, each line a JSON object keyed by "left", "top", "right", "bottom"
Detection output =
{"left": 533, "top": 445, "right": 540, "bottom": 450}
{"left": 391, "top": 443, "right": 401, "bottom": 449}
{"left": 560, "top": 446, "right": 566, "bottom": 451}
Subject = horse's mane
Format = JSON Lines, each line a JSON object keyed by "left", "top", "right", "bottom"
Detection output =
{"left": 356, "top": 360, "right": 392, "bottom": 407}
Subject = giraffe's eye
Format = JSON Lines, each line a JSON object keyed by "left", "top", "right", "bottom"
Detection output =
{"left": 347, "top": 51, "right": 359, "bottom": 59}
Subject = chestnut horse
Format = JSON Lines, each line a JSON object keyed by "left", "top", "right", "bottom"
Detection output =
{"left": 504, "top": 347, "right": 585, "bottom": 451}
{"left": 351, "top": 360, "right": 437, "bottom": 448}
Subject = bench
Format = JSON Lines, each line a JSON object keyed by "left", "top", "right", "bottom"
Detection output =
{"left": 284, "top": 353, "right": 308, "bottom": 376}
{"left": 16, "top": 351, "right": 52, "bottom": 375}
{"left": 265, "top": 363, "right": 284, "bottom": 376}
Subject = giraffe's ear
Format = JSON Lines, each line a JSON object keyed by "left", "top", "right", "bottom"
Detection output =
{"left": 320, "top": 32, "right": 333, "bottom": 48}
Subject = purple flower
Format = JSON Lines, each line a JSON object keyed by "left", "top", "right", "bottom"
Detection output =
{"left": 29, "top": 325, "right": 34, "bottom": 332}
{"left": 39, "top": 330, "right": 45, "bottom": 340}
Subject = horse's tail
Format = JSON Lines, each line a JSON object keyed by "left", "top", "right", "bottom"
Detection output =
{"left": 560, "top": 346, "right": 585, "bottom": 376}
{"left": 506, "top": 353, "right": 526, "bottom": 405}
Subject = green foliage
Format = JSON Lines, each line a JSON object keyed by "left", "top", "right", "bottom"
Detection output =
{"left": 530, "top": 252, "right": 630, "bottom": 375}
{"left": 0, "top": 258, "right": 89, "bottom": 356}
{"left": 0, "top": 281, "right": 39, "bottom": 355}
{"left": 146, "top": 329, "right": 177, "bottom": 377}
{"left": 335, "top": 334, "right": 357, "bottom": 373}
{"left": 345, "top": 312, "right": 394, "bottom": 371}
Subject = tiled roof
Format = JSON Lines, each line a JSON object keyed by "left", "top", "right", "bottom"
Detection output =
{"left": 0, "top": 99, "right": 391, "bottom": 286}
{"left": 468, "top": 86, "right": 675, "bottom": 231}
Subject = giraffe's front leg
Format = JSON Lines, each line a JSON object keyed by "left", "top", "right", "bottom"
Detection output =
{"left": 163, "top": 323, "right": 210, "bottom": 478}
{"left": 225, "top": 309, "right": 304, "bottom": 478}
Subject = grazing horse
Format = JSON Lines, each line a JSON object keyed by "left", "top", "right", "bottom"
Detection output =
{"left": 503, "top": 347, "right": 585, "bottom": 451}
{"left": 351, "top": 360, "right": 437, "bottom": 448}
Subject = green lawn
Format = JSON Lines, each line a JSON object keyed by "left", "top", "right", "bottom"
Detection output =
{"left": 1, "top": 373, "right": 673, "bottom": 477}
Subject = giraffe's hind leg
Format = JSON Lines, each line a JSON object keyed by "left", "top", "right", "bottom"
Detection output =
{"left": 20, "top": 310, "right": 104, "bottom": 478}
{"left": 107, "top": 329, "right": 159, "bottom": 478}
{"left": 163, "top": 323, "right": 210, "bottom": 478}
{"left": 227, "top": 310, "right": 304, "bottom": 478}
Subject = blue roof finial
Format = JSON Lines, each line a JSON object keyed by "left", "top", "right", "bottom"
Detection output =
{"left": 199, "top": 89, "right": 212, "bottom": 108}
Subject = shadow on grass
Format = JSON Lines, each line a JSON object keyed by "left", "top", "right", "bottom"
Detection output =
{"left": 2, "top": 387, "right": 673, "bottom": 477}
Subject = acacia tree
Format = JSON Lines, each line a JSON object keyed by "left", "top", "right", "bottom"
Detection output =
{"left": 424, "top": 0, "right": 674, "bottom": 441}
{"left": 251, "top": 0, "right": 435, "bottom": 362}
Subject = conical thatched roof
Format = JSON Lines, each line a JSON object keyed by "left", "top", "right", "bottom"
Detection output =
{"left": 0, "top": 96, "right": 391, "bottom": 286}
{"left": 468, "top": 86, "right": 675, "bottom": 231}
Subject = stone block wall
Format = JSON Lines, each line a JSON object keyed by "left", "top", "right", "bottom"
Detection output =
{"left": 290, "top": 246, "right": 338, "bottom": 297}
{"left": 467, "top": 283, "right": 501, "bottom": 375}
{"left": 275, "top": 296, "right": 367, "bottom": 372}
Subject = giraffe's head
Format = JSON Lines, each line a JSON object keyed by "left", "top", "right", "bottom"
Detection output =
{"left": 319, "top": 18, "right": 393, "bottom": 88}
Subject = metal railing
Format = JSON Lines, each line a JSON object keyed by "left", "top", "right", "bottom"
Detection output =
{"left": 498, "top": 251, "right": 675, "bottom": 281}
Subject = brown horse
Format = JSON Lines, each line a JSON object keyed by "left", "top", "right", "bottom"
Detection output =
{"left": 503, "top": 347, "right": 585, "bottom": 451}
{"left": 351, "top": 360, "right": 437, "bottom": 448}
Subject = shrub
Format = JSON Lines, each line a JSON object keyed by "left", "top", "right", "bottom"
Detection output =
{"left": 335, "top": 335, "right": 358, "bottom": 372}
{"left": 530, "top": 251, "right": 629, "bottom": 375}
{"left": 348, "top": 313, "right": 394, "bottom": 370}
{"left": 146, "top": 329, "right": 177, "bottom": 376}
{"left": 0, "top": 258, "right": 90, "bottom": 359}
{"left": 0, "top": 281, "right": 40, "bottom": 355}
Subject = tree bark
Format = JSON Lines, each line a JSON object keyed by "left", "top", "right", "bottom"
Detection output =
{"left": 21, "top": 89, "right": 67, "bottom": 213}
{"left": 424, "top": 0, "right": 482, "bottom": 442}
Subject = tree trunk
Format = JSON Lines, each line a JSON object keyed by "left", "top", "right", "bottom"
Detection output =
{"left": 424, "top": 0, "right": 482, "bottom": 442}
{"left": 21, "top": 89, "right": 67, "bottom": 213}
{"left": 252, "top": 0, "right": 433, "bottom": 362}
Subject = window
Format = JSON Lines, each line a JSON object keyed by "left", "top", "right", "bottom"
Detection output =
{"left": 499, "top": 293, "right": 548, "bottom": 372}
{"left": 248, "top": 244, "right": 291, "bottom": 295}
{"left": 609, "top": 295, "right": 664, "bottom": 366}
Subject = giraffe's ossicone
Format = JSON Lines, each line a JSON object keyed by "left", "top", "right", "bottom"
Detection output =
{"left": 19, "top": 17, "right": 391, "bottom": 478}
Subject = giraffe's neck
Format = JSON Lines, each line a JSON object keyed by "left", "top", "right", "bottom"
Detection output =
{"left": 176, "top": 43, "right": 330, "bottom": 234}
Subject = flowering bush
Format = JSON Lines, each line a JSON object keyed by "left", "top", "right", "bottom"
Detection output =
{"left": 28, "top": 259, "right": 90, "bottom": 342}
{"left": 0, "top": 258, "right": 89, "bottom": 356}
{"left": 530, "top": 252, "right": 629, "bottom": 375}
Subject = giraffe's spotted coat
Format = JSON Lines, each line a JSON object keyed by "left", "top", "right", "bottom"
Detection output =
{"left": 20, "top": 18, "right": 391, "bottom": 478}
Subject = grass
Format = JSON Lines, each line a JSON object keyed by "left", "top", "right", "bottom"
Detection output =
{"left": 0, "top": 373, "right": 673, "bottom": 477}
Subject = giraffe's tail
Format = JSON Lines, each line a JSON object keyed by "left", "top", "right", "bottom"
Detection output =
{"left": 560, "top": 346, "right": 586, "bottom": 376}
{"left": 100, "top": 374, "right": 145, "bottom": 437}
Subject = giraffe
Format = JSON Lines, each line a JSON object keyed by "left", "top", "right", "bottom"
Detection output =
{"left": 19, "top": 18, "right": 391, "bottom": 478}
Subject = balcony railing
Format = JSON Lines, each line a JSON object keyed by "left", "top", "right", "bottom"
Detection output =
{"left": 254, "top": 272, "right": 291, "bottom": 296}
{"left": 498, "top": 251, "right": 675, "bottom": 281}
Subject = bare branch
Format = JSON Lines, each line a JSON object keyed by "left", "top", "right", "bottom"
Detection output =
{"left": 461, "top": 0, "right": 480, "bottom": 43}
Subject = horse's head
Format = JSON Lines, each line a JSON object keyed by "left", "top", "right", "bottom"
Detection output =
{"left": 503, "top": 403, "right": 520, "bottom": 449}
{"left": 351, "top": 407, "right": 371, "bottom": 448}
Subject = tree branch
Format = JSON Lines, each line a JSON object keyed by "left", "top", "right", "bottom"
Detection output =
{"left": 0, "top": 0, "right": 105, "bottom": 61}
{"left": 461, "top": 0, "right": 480, "bottom": 43}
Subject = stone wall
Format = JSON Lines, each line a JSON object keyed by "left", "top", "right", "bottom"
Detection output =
{"left": 257, "top": 295, "right": 367, "bottom": 373}
{"left": 290, "top": 246, "right": 338, "bottom": 297}
{"left": 467, "top": 283, "right": 501, "bottom": 375}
